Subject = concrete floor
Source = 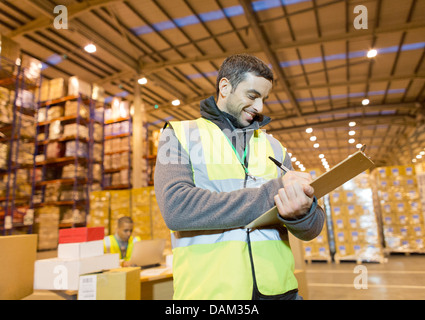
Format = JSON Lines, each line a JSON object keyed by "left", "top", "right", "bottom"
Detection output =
{"left": 304, "top": 254, "right": 425, "bottom": 300}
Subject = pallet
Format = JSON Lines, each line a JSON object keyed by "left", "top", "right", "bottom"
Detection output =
{"left": 305, "top": 256, "right": 332, "bottom": 264}
{"left": 386, "top": 250, "right": 425, "bottom": 256}
{"left": 334, "top": 253, "right": 387, "bottom": 264}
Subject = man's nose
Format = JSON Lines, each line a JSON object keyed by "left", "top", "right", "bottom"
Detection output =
{"left": 253, "top": 98, "right": 264, "bottom": 113}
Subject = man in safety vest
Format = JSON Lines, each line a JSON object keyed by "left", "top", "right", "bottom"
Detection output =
{"left": 154, "top": 53, "right": 325, "bottom": 300}
{"left": 103, "top": 216, "right": 141, "bottom": 267}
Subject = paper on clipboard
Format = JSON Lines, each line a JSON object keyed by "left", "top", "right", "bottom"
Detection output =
{"left": 244, "top": 150, "right": 375, "bottom": 229}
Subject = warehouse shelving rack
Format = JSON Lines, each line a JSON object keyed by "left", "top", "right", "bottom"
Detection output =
{"left": 102, "top": 99, "right": 133, "bottom": 190}
{"left": 31, "top": 93, "right": 102, "bottom": 231}
{"left": 0, "top": 55, "right": 40, "bottom": 235}
{"left": 87, "top": 97, "right": 105, "bottom": 194}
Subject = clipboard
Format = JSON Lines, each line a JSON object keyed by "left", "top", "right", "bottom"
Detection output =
{"left": 244, "top": 149, "right": 375, "bottom": 229}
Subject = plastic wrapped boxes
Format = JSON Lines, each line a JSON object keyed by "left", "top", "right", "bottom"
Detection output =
{"left": 374, "top": 165, "right": 425, "bottom": 253}
{"left": 330, "top": 172, "right": 385, "bottom": 263}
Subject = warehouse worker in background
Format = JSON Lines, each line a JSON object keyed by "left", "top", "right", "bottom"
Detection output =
{"left": 103, "top": 216, "right": 141, "bottom": 267}
{"left": 154, "top": 53, "right": 325, "bottom": 300}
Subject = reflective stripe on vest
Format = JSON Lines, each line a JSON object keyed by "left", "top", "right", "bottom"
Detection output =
{"left": 171, "top": 228, "right": 285, "bottom": 249}
{"left": 167, "top": 118, "right": 297, "bottom": 299}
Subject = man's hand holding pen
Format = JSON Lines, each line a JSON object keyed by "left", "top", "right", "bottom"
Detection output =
{"left": 268, "top": 156, "right": 315, "bottom": 220}
{"left": 274, "top": 171, "right": 315, "bottom": 220}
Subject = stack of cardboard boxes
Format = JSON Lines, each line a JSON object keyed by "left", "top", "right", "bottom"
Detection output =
{"left": 33, "top": 227, "right": 119, "bottom": 291}
{"left": 374, "top": 165, "right": 425, "bottom": 253}
{"left": 109, "top": 190, "right": 131, "bottom": 235}
{"left": 39, "top": 78, "right": 67, "bottom": 102}
{"left": 87, "top": 190, "right": 111, "bottom": 236}
{"left": 303, "top": 219, "right": 331, "bottom": 263}
{"left": 330, "top": 172, "right": 385, "bottom": 263}
{"left": 34, "top": 206, "right": 60, "bottom": 250}
{"left": 300, "top": 169, "right": 332, "bottom": 263}
{"left": 132, "top": 187, "right": 153, "bottom": 240}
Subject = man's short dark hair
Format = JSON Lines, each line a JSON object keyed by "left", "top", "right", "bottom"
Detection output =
{"left": 118, "top": 216, "right": 133, "bottom": 227}
{"left": 216, "top": 53, "right": 274, "bottom": 97}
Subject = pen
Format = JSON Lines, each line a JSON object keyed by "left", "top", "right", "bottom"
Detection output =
{"left": 268, "top": 156, "right": 291, "bottom": 173}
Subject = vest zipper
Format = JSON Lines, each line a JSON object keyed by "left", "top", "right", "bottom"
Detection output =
{"left": 243, "top": 150, "right": 251, "bottom": 188}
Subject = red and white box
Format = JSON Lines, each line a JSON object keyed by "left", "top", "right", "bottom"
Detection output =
{"left": 59, "top": 227, "right": 104, "bottom": 244}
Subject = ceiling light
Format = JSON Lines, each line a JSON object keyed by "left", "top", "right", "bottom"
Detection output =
{"left": 310, "top": 136, "right": 317, "bottom": 142}
{"left": 300, "top": 167, "right": 306, "bottom": 172}
{"left": 362, "top": 99, "right": 370, "bottom": 106}
{"left": 367, "top": 49, "right": 378, "bottom": 58}
{"left": 412, "top": 159, "right": 417, "bottom": 163}
{"left": 171, "top": 99, "right": 180, "bottom": 106}
{"left": 84, "top": 43, "right": 96, "bottom": 53}
{"left": 319, "top": 154, "right": 325, "bottom": 159}
{"left": 416, "top": 155, "right": 422, "bottom": 159}
{"left": 356, "top": 143, "right": 363, "bottom": 148}
{"left": 296, "top": 161, "right": 300, "bottom": 165}
{"left": 291, "top": 157, "right": 296, "bottom": 162}
{"left": 420, "top": 151, "right": 425, "bottom": 155}
{"left": 349, "top": 130, "right": 356, "bottom": 136}
{"left": 288, "top": 153, "right": 292, "bottom": 157}
{"left": 138, "top": 77, "right": 147, "bottom": 85}
{"left": 306, "top": 128, "right": 313, "bottom": 134}
{"left": 349, "top": 138, "right": 355, "bottom": 144}
{"left": 349, "top": 121, "right": 356, "bottom": 127}
{"left": 313, "top": 143, "right": 319, "bottom": 148}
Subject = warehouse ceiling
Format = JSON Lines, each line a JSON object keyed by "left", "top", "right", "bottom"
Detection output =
{"left": 1, "top": 0, "right": 425, "bottom": 170}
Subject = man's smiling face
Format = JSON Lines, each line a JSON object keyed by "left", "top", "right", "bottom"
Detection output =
{"left": 219, "top": 72, "right": 272, "bottom": 128}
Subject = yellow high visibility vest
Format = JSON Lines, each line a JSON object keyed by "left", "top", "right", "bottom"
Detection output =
{"left": 103, "top": 235, "right": 141, "bottom": 261}
{"left": 168, "top": 118, "right": 298, "bottom": 300}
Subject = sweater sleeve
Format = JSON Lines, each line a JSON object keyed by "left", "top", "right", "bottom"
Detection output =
{"left": 154, "top": 128, "right": 284, "bottom": 231}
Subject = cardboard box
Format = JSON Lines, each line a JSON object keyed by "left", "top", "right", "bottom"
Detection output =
{"left": 78, "top": 267, "right": 140, "bottom": 300}
{"left": 58, "top": 240, "right": 104, "bottom": 259}
{"left": 0, "top": 34, "right": 20, "bottom": 63}
{"left": 35, "top": 207, "right": 60, "bottom": 250}
{"left": 0, "top": 234, "right": 37, "bottom": 300}
{"left": 59, "top": 226, "right": 104, "bottom": 244}
{"left": 68, "top": 76, "right": 91, "bottom": 97}
{"left": 92, "top": 84, "right": 105, "bottom": 103}
{"left": 39, "top": 78, "right": 67, "bottom": 102}
{"left": 21, "top": 56, "right": 42, "bottom": 81}
{"left": 33, "top": 253, "right": 119, "bottom": 290}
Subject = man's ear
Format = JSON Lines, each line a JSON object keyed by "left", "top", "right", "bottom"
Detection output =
{"left": 218, "top": 77, "right": 232, "bottom": 99}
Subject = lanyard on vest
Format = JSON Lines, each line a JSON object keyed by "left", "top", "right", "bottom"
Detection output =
{"left": 222, "top": 134, "right": 256, "bottom": 181}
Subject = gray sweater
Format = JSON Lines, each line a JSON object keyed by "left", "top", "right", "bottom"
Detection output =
{"left": 154, "top": 96, "right": 325, "bottom": 241}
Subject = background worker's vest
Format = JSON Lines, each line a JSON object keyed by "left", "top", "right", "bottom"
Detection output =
{"left": 103, "top": 235, "right": 140, "bottom": 261}
{"left": 168, "top": 118, "right": 298, "bottom": 300}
